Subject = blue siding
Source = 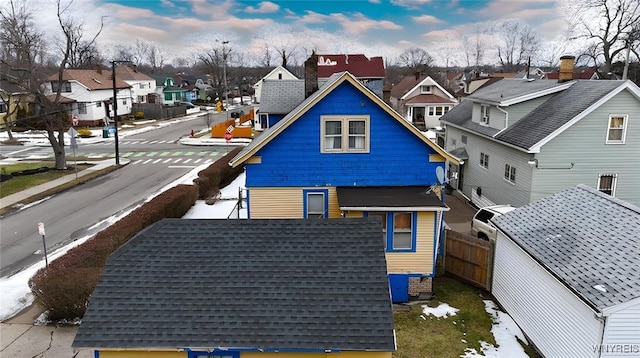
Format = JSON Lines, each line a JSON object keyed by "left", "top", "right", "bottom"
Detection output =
{"left": 269, "top": 113, "right": 284, "bottom": 127}
{"left": 246, "top": 82, "right": 443, "bottom": 187}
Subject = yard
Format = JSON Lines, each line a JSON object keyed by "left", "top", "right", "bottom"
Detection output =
{"left": 393, "top": 276, "right": 540, "bottom": 358}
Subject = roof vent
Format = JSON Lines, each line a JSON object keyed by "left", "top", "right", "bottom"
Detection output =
{"left": 93, "top": 78, "right": 102, "bottom": 84}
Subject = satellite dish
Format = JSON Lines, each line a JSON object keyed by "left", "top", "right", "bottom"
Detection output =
{"left": 435, "top": 166, "right": 445, "bottom": 184}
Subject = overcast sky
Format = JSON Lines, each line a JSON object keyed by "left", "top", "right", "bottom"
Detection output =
{"left": 14, "top": 0, "right": 581, "bottom": 67}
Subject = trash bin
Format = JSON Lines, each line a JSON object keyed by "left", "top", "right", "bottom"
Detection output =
{"left": 103, "top": 128, "right": 110, "bottom": 138}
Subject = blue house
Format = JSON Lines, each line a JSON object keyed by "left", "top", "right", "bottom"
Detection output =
{"left": 230, "top": 71, "right": 461, "bottom": 301}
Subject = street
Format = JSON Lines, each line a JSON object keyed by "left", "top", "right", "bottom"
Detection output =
{"left": 0, "top": 110, "right": 237, "bottom": 277}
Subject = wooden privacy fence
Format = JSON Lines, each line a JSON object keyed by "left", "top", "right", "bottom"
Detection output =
{"left": 211, "top": 109, "right": 254, "bottom": 138}
{"left": 132, "top": 103, "right": 187, "bottom": 120}
{"left": 444, "top": 230, "right": 494, "bottom": 290}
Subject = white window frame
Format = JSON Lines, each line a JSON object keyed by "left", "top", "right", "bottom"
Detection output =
{"left": 606, "top": 114, "right": 627, "bottom": 144}
{"left": 420, "top": 85, "right": 432, "bottom": 94}
{"left": 78, "top": 102, "right": 87, "bottom": 114}
{"left": 504, "top": 163, "right": 516, "bottom": 184}
{"left": 480, "top": 152, "right": 489, "bottom": 169}
{"left": 597, "top": 173, "right": 618, "bottom": 196}
{"left": 392, "top": 212, "right": 413, "bottom": 250}
{"left": 321, "top": 115, "right": 370, "bottom": 153}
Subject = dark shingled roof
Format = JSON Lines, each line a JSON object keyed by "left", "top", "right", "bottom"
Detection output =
{"left": 495, "top": 80, "right": 623, "bottom": 149}
{"left": 73, "top": 218, "right": 395, "bottom": 352}
{"left": 466, "top": 78, "right": 567, "bottom": 104}
{"left": 337, "top": 186, "right": 447, "bottom": 209}
{"left": 492, "top": 185, "right": 640, "bottom": 312}
{"left": 439, "top": 100, "right": 500, "bottom": 138}
{"left": 259, "top": 79, "right": 305, "bottom": 113}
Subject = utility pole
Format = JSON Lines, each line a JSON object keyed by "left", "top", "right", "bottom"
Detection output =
{"left": 222, "top": 40, "right": 229, "bottom": 109}
{"left": 111, "top": 60, "right": 132, "bottom": 165}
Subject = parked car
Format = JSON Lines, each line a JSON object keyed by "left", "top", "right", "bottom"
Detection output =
{"left": 177, "top": 101, "right": 195, "bottom": 109}
{"left": 471, "top": 205, "right": 515, "bottom": 241}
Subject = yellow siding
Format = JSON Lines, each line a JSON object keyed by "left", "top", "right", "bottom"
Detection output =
{"left": 246, "top": 157, "right": 262, "bottom": 164}
{"left": 429, "top": 153, "right": 445, "bottom": 162}
{"left": 97, "top": 351, "right": 392, "bottom": 358}
{"left": 249, "top": 188, "right": 304, "bottom": 218}
{"left": 386, "top": 211, "right": 435, "bottom": 274}
{"left": 344, "top": 210, "right": 364, "bottom": 218}
{"left": 249, "top": 187, "right": 341, "bottom": 218}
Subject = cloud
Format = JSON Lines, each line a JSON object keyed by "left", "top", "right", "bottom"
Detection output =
{"left": 245, "top": 1, "right": 280, "bottom": 14}
{"left": 476, "top": 0, "right": 556, "bottom": 21}
{"left": 161, "top": 0, "right": 176, "bottom": 8}
{"left": 412, "top": 14, "right": 444, "bottom": 24}
{"left": 297, "top": 11, "right": 402, "bottom": 34}
{"left": 391, "top": 0, "right": 433, "bottom": 10}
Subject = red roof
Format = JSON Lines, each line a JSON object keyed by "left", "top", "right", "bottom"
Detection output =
{"left": 316, "top": 54, "right": 385, "bottom": 79}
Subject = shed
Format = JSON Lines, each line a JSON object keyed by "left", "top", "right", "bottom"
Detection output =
{"left": 73, "top": 218, "right": 396, "bottom": 358}
{"left": 491, "top": 184, "right": 640, "bottom": 358}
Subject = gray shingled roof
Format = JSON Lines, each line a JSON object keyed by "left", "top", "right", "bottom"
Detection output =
{"left": 73, "top": 218, "right": 395, "bottom": 352}
{"left": 495, "top": 80, "right": 623, "bottom": 149}
{"left": 259, "top": 79, "right": 305, "bottom": 113}
{"left": 466, "top": 78, "right": 568, "bottom": 104}
{"left": 492, "top": 184, "right": 640, "bottom": 312}
{"left": 439, "top": 99, "right": 500, "bottom": 138}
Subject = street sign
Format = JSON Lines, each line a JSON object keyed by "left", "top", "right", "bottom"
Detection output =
{"left": 224, "top": 131, "right": 233, "bottom": 142}
{"left": 226, "top": 125, "right": 234, "bottom": 133}
{"left": 38, "top": 222, "right": 45, "bottom": 236}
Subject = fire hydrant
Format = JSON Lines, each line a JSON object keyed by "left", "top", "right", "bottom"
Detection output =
{"left": 190, "top": 129, "right": 194, "bottom": 137}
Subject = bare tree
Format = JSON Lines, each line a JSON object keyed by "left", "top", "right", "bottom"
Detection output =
{"left": 397, "top": 47, "right": 434, "bottom": 76}
{"left": 147, "top": 44, "right": 166, "bottom": 72}
{"left": 462, "top": 31, "right": 486, "bottom": 68}
{"left": 0, "top": 0, "right": 46, "bottom": 141}
{"left": 494, "top": 19, "right": 540, "bottom": 72}
{"left": 113, "top": 44, "right": 135, "bottom": 64}
{"left": 571, "top": 0, "right": 640, "bottom": 77}
{"left": 132, "top": 39, "right": 149, "bottom": 67}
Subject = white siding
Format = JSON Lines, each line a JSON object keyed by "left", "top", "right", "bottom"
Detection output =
{"left": 492, "top": 232, "right": 602, "bottom": 358}
{"left": 601, "top": 303, "right": 640, "bottom": 358}
{"left": 532, "top": 90, "right": 640, "bottom": 206}
{"left": 445, "top": 126, "right": 532, "bottom": 207}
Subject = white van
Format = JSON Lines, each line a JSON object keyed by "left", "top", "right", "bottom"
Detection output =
{"left": 470, "top": 205, "right": 516, "bottom": 241}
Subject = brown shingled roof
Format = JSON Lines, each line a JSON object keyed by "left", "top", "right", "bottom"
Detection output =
{"left": 115, "top": 66, "right": 155, "bottom": 81}
{"left": 390, "top": 74, "right": 427, "bottom": 98}
{"left": 316, "top": 54, "right": 385, "bottom": 79}
{"left": 47, "top": 68, "right": 130, "bottom": 90}
{"left": 405, "top": 94, "right": 456, "bottom": 105}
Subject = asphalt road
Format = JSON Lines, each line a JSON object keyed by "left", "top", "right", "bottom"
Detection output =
{"left": 0, "top": 110, "right": 237, "bottom": 277}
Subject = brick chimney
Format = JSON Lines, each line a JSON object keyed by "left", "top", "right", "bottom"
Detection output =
{"left": 304, "top": 51, "right": 318, "bottom": 98}
{"left": 383, "top": 84, "right": 391, "bottom": 105}
{"left": 96, "top": 64, "right": 102, "bottom": 75}
{"left": 558, "top": 55, "right": 575, "bottom": 83}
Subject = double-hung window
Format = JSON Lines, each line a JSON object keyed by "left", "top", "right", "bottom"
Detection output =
{"left": 480, "top": 153, "right": 489, "bottom": 169}
{"left": 420, "top": 85, "right": 432, "bottom": 94}
{"left": 368, "top": 212, "right": 415, "bottom": 252}
{"left": 597, "top": 173, "right": 617, "bottom": 196}
{"left": 321, "top": 115, "right": 369, "bottom": 153}
{"left": 78, "top": 102, "right": 87, "bottom": 114}
{"left": 504, "top": 164, "right": 516, "bottom": 184}
{"left": 303, "top": 189, "right": 328, "bottom": 218}
{"left": 606, "top": 115, "right": 627, "bottom": 144}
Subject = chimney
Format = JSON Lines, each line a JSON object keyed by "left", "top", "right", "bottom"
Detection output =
{"left": 558, "top": 55, "right": 575, "bottom": 83}
{"left": 304, "top": 51, "right": 318, "bottom": 98}
{"left": 96, "top": 64, "right": 102, "bottom": 75}
{"left": 383, "top": 84, "right": 391, "bottom": 105}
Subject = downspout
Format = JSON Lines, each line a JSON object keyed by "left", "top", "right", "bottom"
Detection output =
{"left": 497, "top": 105, "right": 508, "bottom": 128}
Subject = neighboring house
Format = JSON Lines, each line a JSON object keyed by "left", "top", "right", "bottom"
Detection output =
{"left": 43, "top": 67, "right": 132, "bottom": 123}
{"left": 491, "top": 184, "right": 640, "bottom": 358}
{"left": 0, "top": 71, "right": 31, "bottom": 126}
{"left": 114, "top": 66, "right": 155, "bottom": 104}
{"left": 73, "top": 218, "right": 396, "bottom": 358}
{"left": 440, "top": 56, "right": 640, "bottom": 208}
{"left": 453, "top": 76, "right": 503, "bottom": 99}
{"left": 545, "top": 67, "right": 599, "bottom": 80}
{"left": 390, "top": 74, "right": 457, "bottom": 129}
{"left": 252, "top": 65, "right": 298, "bottom": 103}
{"left": 183, "top": 84, "right": 199, "bottom": 102}
{"left": 255, "top": 78, "right": 304, "bottom": 130}
{"left": 229, "top": 71, "right": 461, "bottom": 302}
{"left": 315, "top": 53, "right": 385, "bottom": 97}
{"left": 151, "top": 74, "right": 187, "bottom": 105}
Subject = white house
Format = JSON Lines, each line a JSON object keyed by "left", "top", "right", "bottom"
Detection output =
{"left": 491, "top": 184, "right": 640, "bottom": 358}
{"left": 252, "top": 65, "right": 298, "bottom": 104}
{"left": 44, "top": 67, "right": 132, "bottom": 123}
{"left": 115, "top": 66, "right": 155, "bottom": 104}
{"left": 390, "top": 75, "right": 457, "bottom": 129}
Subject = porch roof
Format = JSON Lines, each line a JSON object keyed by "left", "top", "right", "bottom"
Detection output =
{"left": 337, "top": 186, "right": 449, "bottom": 211}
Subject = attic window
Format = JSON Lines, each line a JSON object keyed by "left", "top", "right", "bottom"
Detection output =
{"left": 420, "top": 85, "right": 432, "bottom": 94}
{"left": 93, "top": 78, "right": 102, "bottom": 84}
{"left": 606, "top": 114, "right": 627, "bottom": 144}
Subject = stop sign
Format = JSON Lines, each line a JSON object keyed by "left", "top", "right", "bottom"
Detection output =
{"left": 224, "top": 131, "right": 233, "bottom": 142}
